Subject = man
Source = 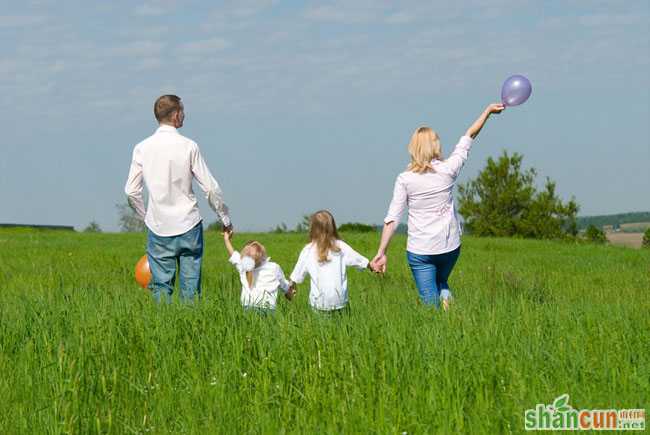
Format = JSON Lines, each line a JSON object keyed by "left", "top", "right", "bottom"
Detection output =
{"left": 125, "top": 94, "right": 232, "bottom": 303}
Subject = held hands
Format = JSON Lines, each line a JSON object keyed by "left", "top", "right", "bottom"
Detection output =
{"left": 222, "top": 223, "right": 234, "bottom": 237}
{"left": 285, "top": 281, "right": 297, "bottom": 301}
{"left": 370, "top": 253, "right": 387, "bottom": 274}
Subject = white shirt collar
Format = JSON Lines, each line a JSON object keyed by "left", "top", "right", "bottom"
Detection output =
{"left": 250, "top": 257, "right": 271, "bottom": 271}
{"left": 156, "top": 124, "right": 177, "bottom": 133}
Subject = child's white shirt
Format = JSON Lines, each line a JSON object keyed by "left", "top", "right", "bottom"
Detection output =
{"left": 290, "top": 240, "right": 369, "bottom": 311}
{"left": 229, "top": 252, "right": 290, "bottom": 310}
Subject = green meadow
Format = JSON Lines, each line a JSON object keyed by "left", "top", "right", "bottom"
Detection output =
{"left": 0, "top": 229, "right": 648, "bottom": 434}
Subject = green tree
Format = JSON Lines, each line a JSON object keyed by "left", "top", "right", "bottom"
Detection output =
{"left": 338, "top": 222, "right": 376, "bottom": 233}
{"left": 295, "top": 214, "right": 311, "bottom": 233}
{"left": 272, "top": 223, "right": 288, "bottom": 233}
{"left": 584, "top": 224, "right": 607, "bottom": 244}
{"left": 116, "top": 203, "right": 146, "bottom": 233}
{"left": 643, "top": 228, "right": 650, "bottom": 248}
{"left": 458, "top": 151, "right": 579, "bottom": 239}
{"left": 83, "top": 221, "right": 102, "bottom": 233}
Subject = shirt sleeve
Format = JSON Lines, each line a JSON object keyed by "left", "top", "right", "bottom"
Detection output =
{"left": 437, "top": 135, "right": 473, "bottom": 178}
{"left": 339, "top": 241, "right": 370, "bottom": 270}
{"left": 190, "top": 143, "right": 232, "bottom": 227}
{"left": 289, "top": 246, "right": 310, "bottom": 284}
{"left": 228, "top": 251, "right": 243, "bottom": 272}
{"left": 383, "top": 174, "right": 407, "bottom": 224}
{"left": 276, "top": 265, "right": 290, "bottom": 293}
{"left": 124, "top": 147, "right": 146, "bottom": 220}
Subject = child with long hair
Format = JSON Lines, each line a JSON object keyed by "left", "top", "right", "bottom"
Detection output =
{"left": 223, "top": 230, "right": 295, "bottom": 311}
{"left": 289, "top": 210, "right": 374, "bottom": 312}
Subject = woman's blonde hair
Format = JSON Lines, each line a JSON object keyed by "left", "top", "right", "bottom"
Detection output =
{"left": 309, "top": 210, "right": 341, "bottom": 263}
{"left": 407, "top": 126, "right": 442, "bottom": 173}
{"left": 241, "top": 241, "right": 267, "bottom": 288}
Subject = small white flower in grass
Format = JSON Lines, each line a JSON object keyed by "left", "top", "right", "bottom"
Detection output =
{"left": 241, "top": 372, "right": 248, "bottom": 378}
{"left": 241, "top": 256, "right": 256, "bottom": 272}
{"left": 210, "top": 377, "right": 218, "bottom": 386}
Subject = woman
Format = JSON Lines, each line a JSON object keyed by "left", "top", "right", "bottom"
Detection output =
{"left": 371, "top": 103, "right": 505, "bottom": 310}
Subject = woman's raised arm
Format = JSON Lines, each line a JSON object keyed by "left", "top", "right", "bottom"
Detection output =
{"left": 465, "top": 103, "right": 505, "bottom": 139}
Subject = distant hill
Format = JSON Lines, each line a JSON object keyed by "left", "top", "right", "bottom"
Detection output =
{"left": 576, "top": 212, "right": 650, "bottom": 231}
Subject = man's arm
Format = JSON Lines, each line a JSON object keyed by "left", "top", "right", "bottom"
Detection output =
{"left": 190, "top": 143, "right": 232, "bottom": 228}
{"left": 124, "top": 148, "right": 146, "bottom": 220}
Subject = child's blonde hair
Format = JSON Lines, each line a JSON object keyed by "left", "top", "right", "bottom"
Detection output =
{"left": 309, "top": 210, "right": 341, "bottom": 263}
{"left": 407, "top": 126, "right": 442, "bottom": 173}
{"left": 240, "top": 241, "right": 267, "bottom": 288}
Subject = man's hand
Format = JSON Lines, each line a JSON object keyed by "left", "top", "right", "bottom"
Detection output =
{"left": 222, "top": 223, "right": 234, "bottom": 236}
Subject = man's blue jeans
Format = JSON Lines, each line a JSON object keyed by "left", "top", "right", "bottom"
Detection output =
{"left": 147, "top": 221, "right": 203, "bottom": 304}
{"left": 406, "top": 246, "right": 461, "bottom": 308}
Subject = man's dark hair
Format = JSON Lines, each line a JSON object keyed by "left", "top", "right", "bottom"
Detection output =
{"left": 154, "top": 95, "right": 182, "bottom": 122}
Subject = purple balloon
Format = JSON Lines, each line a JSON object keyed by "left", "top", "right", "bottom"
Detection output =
{"left": 501, "top": 75, "right": 532, "bottom": 107}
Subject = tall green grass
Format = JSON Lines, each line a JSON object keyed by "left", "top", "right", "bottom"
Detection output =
{"left": 0, "top": 229, "right": 648, "bottom": 434}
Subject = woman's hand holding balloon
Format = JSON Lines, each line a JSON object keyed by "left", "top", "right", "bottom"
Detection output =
{"left": 486, "top": 103, "right": 505, "bottom": 115}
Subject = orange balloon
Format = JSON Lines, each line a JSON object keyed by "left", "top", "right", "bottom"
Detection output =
{"left": 135, "top": 255, "right": 152, "bottom": 289}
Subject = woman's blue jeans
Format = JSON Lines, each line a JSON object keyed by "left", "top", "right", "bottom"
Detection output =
{"left": 406, "top": 246, "right": 461, "bottom": 308}
{"left": 147, "top": 221, "right": 203, "bottom": 304}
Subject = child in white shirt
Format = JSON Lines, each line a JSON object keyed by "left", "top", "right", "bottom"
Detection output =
{"left": 289, "top": 210, "right": 373, "bottom": 312}
{"left": 223, "top": 231, "right": 295, "bottom": 311}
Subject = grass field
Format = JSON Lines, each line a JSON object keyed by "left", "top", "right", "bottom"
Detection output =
{"left": 0, "top": 229, "right": 648, "bottom": 434}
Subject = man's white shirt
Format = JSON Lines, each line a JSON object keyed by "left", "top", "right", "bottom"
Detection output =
{"left": 124, "top": 124, "right": 230, "bottom": 236}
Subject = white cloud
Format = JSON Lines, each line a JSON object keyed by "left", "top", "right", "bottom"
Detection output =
{"left": 201, "top": 1, "right": 277, "bottom": 32}
{"left": 0, "top": 15, "right": 47, "bottom": 27}
{"left": 229, "top": 0, "right": 276, "bottom": 17}
{"left": 385, "top": 11, "right": 415, "bottom": 24}
{"left": 303, "top": 5, "right": 372, "bottom": 23}
{"left": 110, "top": 40, "right": 165, "bottom": 57}
{"left": 177, "top": 37, "right": 230, "bottom": 54}
{"left": 134, "top": 1, "right": 178, "bottom": 16}
{"left": 135, "top": 57, "right": 163, "bottom": 71}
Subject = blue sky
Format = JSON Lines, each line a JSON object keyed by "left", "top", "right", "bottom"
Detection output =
{"left": 2, "top": 0, "right": 648, "bottom": 231}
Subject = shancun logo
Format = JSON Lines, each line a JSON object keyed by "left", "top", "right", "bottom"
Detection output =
{"left": 524, "top": 394, "right": 645, "bottom": 431}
